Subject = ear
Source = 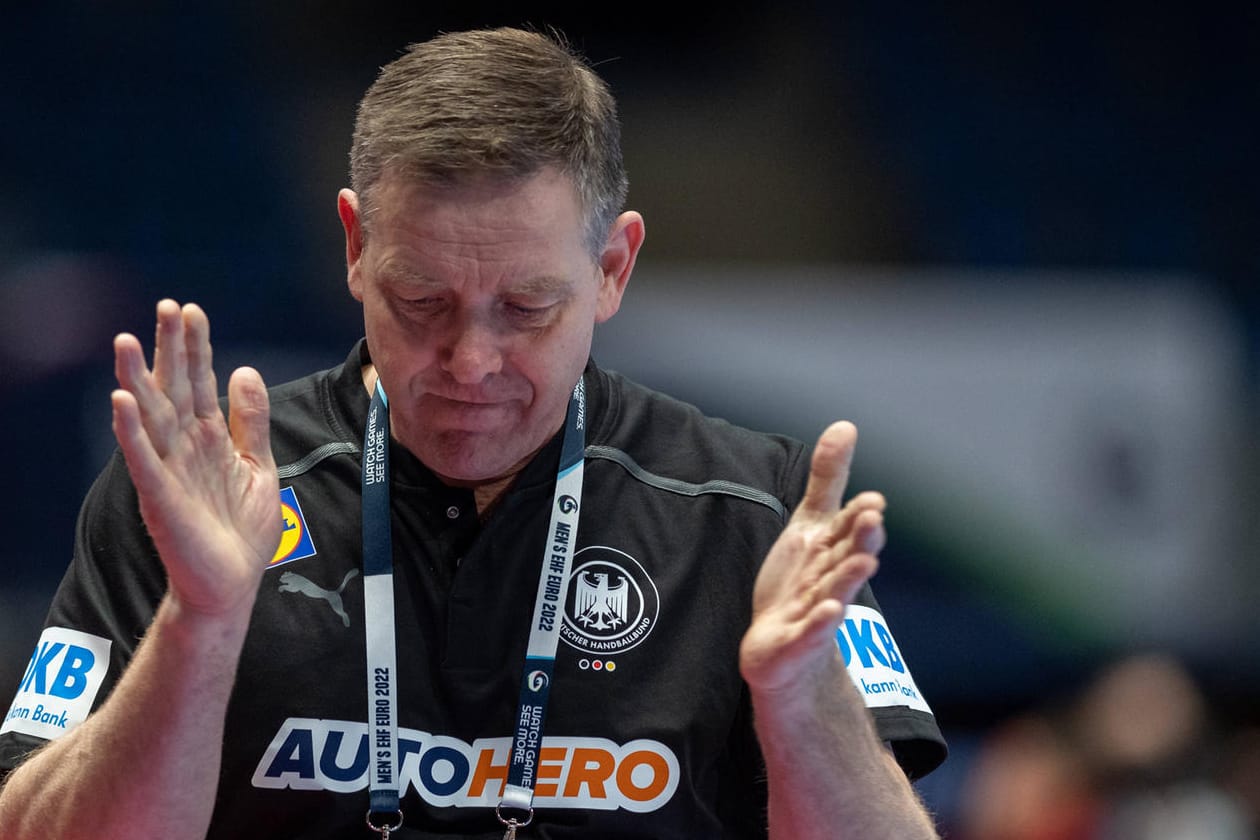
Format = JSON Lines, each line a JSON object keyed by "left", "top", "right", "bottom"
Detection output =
{"left": 595, "top": 210, "right": 645, "bottom": 323}
{"left": 338, "top": 188, "right": 366, "bottom": 302}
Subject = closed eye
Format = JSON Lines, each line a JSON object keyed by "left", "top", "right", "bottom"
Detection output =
{"left": 392, "top": 295, "right": 450, "bottom": 319}
{"left": 502, "top": 300, "right": 558, "bottom": 327}
{"left": 506, "top": 301, "right": 550, "bottom": 315}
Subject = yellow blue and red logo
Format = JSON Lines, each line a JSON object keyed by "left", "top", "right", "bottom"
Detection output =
{"left": 270, "top": 486, "right": 316, "bottom": 568}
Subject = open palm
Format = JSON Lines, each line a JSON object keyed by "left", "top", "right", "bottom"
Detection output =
{"left": 111, "top": 300, "right": 280, "bottom": 617}
{"left": 740, "top": 421, "right": 886, "bottom": 696}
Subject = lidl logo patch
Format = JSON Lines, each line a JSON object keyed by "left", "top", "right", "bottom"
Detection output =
{"left": 2, "top": 627, "right": 111, "bottom": 740}
{"left": 270, "top": 486, "right": 316, "bottom": 568}
{"left": 836, "top": 605, "right": 933, "bottom": 715}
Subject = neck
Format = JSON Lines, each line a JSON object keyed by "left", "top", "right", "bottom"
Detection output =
{"left": 471, "top": 476, "right": 517, "bottom": 518}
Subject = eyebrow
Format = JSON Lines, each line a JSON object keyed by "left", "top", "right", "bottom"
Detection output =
{"left": 504, "top": 274, "right": 576, "bottom": 298}
{"left": 377, "top": 264, "right": 440, "bottom": 289}
{"left": 380, "top": 265, "right": 576, "bottom": 298}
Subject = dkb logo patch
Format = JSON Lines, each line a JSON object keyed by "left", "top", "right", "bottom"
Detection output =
{"left": 2, "top": 627, "right": 112, "bottom": 740}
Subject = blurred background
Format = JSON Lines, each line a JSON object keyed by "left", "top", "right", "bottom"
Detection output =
{"left": 3, "top": 2, "right": 1258, "bottom": 836}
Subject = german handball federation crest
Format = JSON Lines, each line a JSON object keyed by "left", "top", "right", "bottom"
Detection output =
{"left": 560, "top": 546, "right": 659, "bottom": 655}
{"left": 574, "top": 572, "right": 627, "bottom": 631}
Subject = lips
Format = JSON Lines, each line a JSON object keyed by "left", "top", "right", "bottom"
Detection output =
{"left": 418, "top": 393, "right": 520, "bottom": 432}
{"left": 426, "top": 392, "right": 508, "bottom": 406}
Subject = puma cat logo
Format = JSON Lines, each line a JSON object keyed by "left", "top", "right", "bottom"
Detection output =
{"left": 279, "top": 569, "right": 360, "bottom": 627}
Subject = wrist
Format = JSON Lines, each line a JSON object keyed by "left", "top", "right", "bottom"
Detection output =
{"left": 156, "top": 588, "right": 256, "bottom": 661}
{"left": 748, "top": 649, "right": 888, "bottom": 761}
{"left": 743, "top": 635, "right": 844, "bottom": 712}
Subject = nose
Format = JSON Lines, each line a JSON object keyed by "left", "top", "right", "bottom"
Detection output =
{"left": 441, "top": 316, "right": 503, "bottom": 384}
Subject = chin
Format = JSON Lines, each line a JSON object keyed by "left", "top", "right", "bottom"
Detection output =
{"left": 420, "top": 435, "right": 528, "bottom": 487}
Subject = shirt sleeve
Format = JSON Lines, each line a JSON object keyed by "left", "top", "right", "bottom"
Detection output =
{"left": 0, "top": 452, "right": 166, "bottom": 773}
{"left": 846, "top": 583, "right": 948, "bottom": 779}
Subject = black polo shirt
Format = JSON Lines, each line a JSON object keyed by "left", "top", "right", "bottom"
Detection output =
{"left": 1, "top": 341, "right": 946, "bottom": 838}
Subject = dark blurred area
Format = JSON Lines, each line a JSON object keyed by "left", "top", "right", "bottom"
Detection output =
{"left": 3, "top": 2, "right": 1257, "bottom": 834}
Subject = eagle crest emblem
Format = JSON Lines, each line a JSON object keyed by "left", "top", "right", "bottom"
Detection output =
{"left": 560, "top": 547, "right": 660, "bottom": 656}
{"left": 574, "top": 571, "right": 629, "bottom": 631}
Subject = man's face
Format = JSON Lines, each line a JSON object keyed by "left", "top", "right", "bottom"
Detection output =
{"left": 342, "top": 168, "right": 630, "bottom": 485}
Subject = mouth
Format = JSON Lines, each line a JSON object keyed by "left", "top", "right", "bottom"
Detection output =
{"left": 425, "top": 392, "right": 513, "bottom": 408}
{"left": 420, "top": 393, "right": 520, "bottom": 431}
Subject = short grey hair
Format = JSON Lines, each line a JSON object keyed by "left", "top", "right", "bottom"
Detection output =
{"left": 349, "top": 27, "right": 629, "bottom": 257}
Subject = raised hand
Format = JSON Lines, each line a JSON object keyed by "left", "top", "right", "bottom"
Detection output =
{"left": 110, "top": 299, "right": 280, "bottom": 618}
{"left": 739, "top": 421, "right": 885, "bottom": 697}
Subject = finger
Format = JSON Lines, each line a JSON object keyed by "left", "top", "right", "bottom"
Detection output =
{"left": 812, "top": 552, "right": 879, "bottom": 618}
{"left": 184, "top": 303, "right": 220, "bottom": 418}
{"left": 113, "top": 332, "right": 149, "bottom": 393}
{"left": 152, "top": 299, "right": 193, "bottom": 421}
{"left": 227, "top": 366, "right": 274, "bottom": 469}
{"left": 111, "top": 389, "right": 168, "bottom": 500}
{"left": 775, "top": 534, "right": 880, "bottom": 627}
{"left": 852, "top": 509, "right": 887, "bottom": 556}
{"left": 795, "top": 598, "right": 849, "bottom": 649}
{"left": 787, "top": 554, "right": 878, "bottom": 652}
{"left": 796, "top": 421, "right": 858, "bottom": 519}
{"left": 792, "top": 498, "right": 886, "bottom": 592}
{"left": 825, "top": 491, "right": 886, "bottom": 546}
{"left": 114, "top": 332, "right": 177, "bottom": 458}
{"left": 764, "top": 552, "right": 873, "bottom": 667}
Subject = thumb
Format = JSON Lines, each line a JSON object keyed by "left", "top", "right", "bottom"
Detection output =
{"left": 227, "top": 366, "right": 273, "bottom": 468}
{"left": 797, "top": 421, "right": 857, "bottom": 517}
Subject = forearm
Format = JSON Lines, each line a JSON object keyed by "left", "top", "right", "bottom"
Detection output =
{"left": 753, "top": 651, "right": 938, "bottom": 840}
{"left": 0, "top": 592, "right": 253, "bottom": 840}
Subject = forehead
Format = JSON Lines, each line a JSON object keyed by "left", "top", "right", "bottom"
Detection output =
{"left": 362, "top": 170, "right": 593, "bottom": 292}
{"left": 366, "top": 168, "right": 585, "bottom": 244}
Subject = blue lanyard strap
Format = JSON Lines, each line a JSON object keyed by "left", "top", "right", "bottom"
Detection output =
{"left": 362, "top": 381, "right": 400, "bottom": 824}
{"left": 361, "top": 377, "right": 587, "bottom": 833}
{"left": 500, "top": 378, "right": 586, "bottom": 823}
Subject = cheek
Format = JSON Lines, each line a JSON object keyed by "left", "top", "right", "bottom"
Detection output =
{"left": 361, "top": 300, "right": 395, "bottom": 356}
{"left": 505, "top": 333, "right": 581, "bottom": 390}
{"left": 532, "top": 324, "right": 594, "bottom": 388}
{"left": 362, "top": 301, "right": 432, "bottom": 380}
{"left": 365, "top": 294, "right": 427, "bottom": 347}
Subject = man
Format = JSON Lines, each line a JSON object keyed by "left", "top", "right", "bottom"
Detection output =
{"left": 0, "top": 27, "right": 945, "bottom": 838}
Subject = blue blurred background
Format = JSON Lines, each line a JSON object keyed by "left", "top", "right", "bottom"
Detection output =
{"left": 3, "top": 3, "right": 1258, "bottom": 835}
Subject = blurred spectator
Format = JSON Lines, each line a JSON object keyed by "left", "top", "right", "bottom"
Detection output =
{"left": 949, "top": 652, "right": 1254, "bottom": 840}
{"left": 953, "top": 710, "right": 1102, "bottom": 840}
{"left": 1077, "top": 653, "right": 1250, "bottom": 840}
{"left": 1221, "top": 726, "right": 1260, "bottom": 836}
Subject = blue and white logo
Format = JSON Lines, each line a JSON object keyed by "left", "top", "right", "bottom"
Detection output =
{"left": 836, "top": 606, "right": 932, "bottom": 714}
{"left": 2, "top": 627, "right": 112, "bottom": 740}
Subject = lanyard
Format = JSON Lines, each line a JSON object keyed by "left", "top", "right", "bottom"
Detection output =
{"left": 362, "top": 378, "right": 587, "bottom": 838}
